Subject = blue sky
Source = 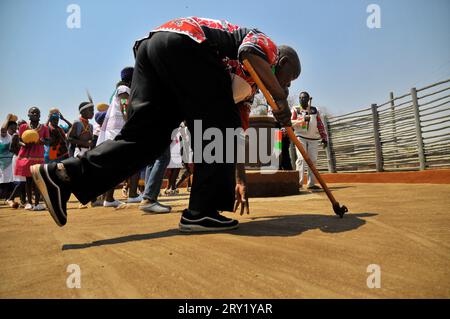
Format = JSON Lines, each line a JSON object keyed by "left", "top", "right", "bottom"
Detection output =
{"left": 0, "top": 0, "right": 449, "bottom": 122}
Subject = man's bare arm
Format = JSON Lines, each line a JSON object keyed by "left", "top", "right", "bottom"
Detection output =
{"left": 234, "top": 163, "right": 249, "bottom": 215}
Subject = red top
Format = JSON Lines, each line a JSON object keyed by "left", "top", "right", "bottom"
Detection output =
{"left": 18, "top": 123, "right": 49, "bottom": 160}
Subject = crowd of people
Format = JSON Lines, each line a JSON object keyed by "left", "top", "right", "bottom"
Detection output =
{"left": 1, "top": 86, "right": 328, "bottom": 215}
{"left": 0, "top": 66, "right": 193, "bottom": 212}
{"left": 1, "top": 87, "right": 327, "bottom": 216}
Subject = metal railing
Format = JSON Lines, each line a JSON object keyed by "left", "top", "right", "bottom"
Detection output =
{"left": 317, "top": 78, "right": 450, "bottom": 172}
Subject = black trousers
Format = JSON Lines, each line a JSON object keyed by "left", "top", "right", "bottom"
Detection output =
{"left": 280, "top": 135, "right": 293, "bottom": 170}
{"left": 63, "top": 32, "right": 241, "bottom": 214}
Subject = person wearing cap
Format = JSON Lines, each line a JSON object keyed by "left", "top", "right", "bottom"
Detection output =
{"left": 31, "top": 17, "right": 300, "bottom": 231}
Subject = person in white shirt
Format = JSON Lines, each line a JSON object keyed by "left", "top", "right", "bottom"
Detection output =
{"left": 291, "top": 91, "right": 328, "bottom": 190}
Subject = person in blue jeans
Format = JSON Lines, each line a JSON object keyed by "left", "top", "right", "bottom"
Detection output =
{"left": 139, "top": 146, "right": 171, "bottom": 213}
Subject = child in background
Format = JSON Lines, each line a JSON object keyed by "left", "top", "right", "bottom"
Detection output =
{"left": 164, "top": 125, "right": 183, "bottom": 195}
{"left": 175, "top": 122, "right": 193, "bottom": 192}
{"left": 68, "top": 102, "right": 94, "bottom": 158}
{"left": 68, "top": 102, "right": 101, "bottom": 209}
{"left": 14, "top": 107, "right": 49, "bottom": 211}
{"left": 0, "top": 115, "right": 18, "bottom": 200}
{"left": 6, "top": 119, "right": 26, "bottom": 208}
{"left": 45, "top": 108, "right": 72, "bottom": 164}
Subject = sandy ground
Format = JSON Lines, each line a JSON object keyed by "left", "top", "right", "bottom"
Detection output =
{"left": 0, "top": 183, "right": 449, "bottom": 299}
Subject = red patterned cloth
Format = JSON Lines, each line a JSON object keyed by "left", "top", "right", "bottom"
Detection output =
{"left": 152, "top": 17, "right": 237, "bottom": 43}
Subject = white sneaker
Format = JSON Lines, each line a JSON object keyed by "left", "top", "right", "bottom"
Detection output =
{"left": 33, "top": 204, "right": 46, "bottom": 211}
{"left": 126, "top": 194, "right": 143, "bottom": 203}
{"left": 24, "top": 203, "right": 33, "bottom": 210}
{"left": 103, "top": 200, "right": 126, "bottom": 208}
{"left": 140, "top": 201, "right": 172, "bottom": 213}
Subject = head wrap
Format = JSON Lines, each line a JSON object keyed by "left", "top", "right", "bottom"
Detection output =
{"left": 94, "top": 111, "right": 107, "bottom": 125}
{"left": 96, "top": 103, "right": 109, "bottom": 112}
{"left": 121, "top": 67, "right": 134, "bottom": 84}
{"left": 2, "top": 114, "right": 18, "bottom": 129}
{"left": 116, "top": 85, "right": 130, "bottom": 96}
{"left": 79, "top": 102, "right": 94, "bottom": 113}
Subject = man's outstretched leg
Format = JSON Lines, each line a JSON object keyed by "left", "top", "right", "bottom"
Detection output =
{"left": 31, "top": 37, "right": 182, "bottom": 227}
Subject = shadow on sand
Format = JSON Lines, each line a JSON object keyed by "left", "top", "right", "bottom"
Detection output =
{"left": 62, "top": 212, "right": 377, "bottom": 251}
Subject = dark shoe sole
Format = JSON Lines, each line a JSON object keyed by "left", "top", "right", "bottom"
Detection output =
{"left": 30, "top": 164, "right": 66, "bottom": 227}
{"left": 178, "top": 223, "right": 239, "bottom": 232}
{"left": 178, "top": 216, "right": 239, "bottom": 233}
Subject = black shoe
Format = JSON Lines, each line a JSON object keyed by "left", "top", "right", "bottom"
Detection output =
{"left": 30, "top": 163, "right": 71, "bottom": 226}
{"left": 179, "top": 209, "right": 239, "bottom": 232}
{"left": 307, "top": 185, "right": 321, "bottom": 190}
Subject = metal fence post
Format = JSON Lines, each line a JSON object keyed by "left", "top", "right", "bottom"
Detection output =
{"left": 411, "top": 87, "right": 426, "bottom": 170}
{"left": 371, "top": 104, "right": 383, "bottom": 172}
{"left": 324, "top": 115, "right": 336, "bottom": 173}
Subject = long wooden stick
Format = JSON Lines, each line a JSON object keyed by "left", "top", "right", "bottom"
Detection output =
{"left": 243, "top": 59, "right": 339, "bottom": 207}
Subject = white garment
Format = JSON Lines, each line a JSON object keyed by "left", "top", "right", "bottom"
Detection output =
{"left": 295, "top": 136, "right": 319, "bottom": 187}
{"left": 12, "top": 155, "right": 25, "bottom": 182}
{"left": 168, "top": 129, "right": 183, "bottom": 169}
{"left": 168, "top": 123, "right": 194, "bottom": 168}
{"left": 96, "top": 85, "right": 130, "bottom": 146}
{"left": 231, "top": 73, "right": 252, "bottom": 104}
{"left": 291, "top": 106, "right": 322, "bottom": 140}
{"left": 0, "top": 134, "right": 14, "bottom": 183}
{"left": 179, "top": 124, "right": 193, "bottom": 163}
{"left": 93, "top": 123, "right": 101, "bottom": 137}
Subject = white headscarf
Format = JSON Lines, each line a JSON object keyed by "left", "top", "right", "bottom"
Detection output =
{"left": 96, "top": 85, "right": 130, "bottom": 146}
